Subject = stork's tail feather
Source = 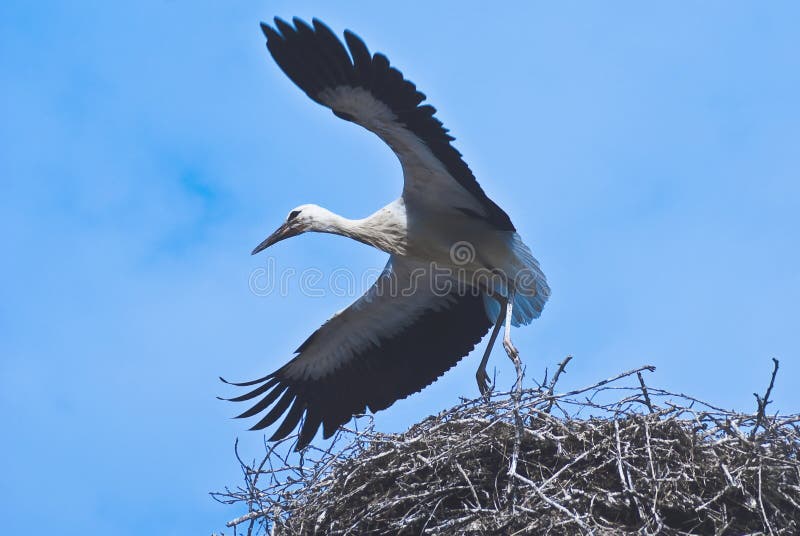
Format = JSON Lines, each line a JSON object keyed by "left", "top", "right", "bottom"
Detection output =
{"left": 509, "top": 234, "right": 550, "bottom": 326}
{"left": 482, "top": 233, "right": 550, "bottom": 326}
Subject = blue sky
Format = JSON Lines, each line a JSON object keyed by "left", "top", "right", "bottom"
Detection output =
{"left": 2, "top": 1, "right": 798, "bottom": 533}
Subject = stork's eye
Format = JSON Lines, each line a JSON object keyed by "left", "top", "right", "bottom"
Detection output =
{"left": 288, "top": 210, "right": 301, "bottom": 221}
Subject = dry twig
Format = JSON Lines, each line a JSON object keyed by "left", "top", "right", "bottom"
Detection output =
{"left": 751, "top": 357, "right": 780, "bottom": 440}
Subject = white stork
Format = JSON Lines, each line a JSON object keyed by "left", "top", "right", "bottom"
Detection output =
{"left": 223, "top": 17, "right": 550, "bottom": 450}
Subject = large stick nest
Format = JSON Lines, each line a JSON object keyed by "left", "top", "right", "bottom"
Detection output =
{"left": 213, "top": 359, "right": 800, "bottom": 535}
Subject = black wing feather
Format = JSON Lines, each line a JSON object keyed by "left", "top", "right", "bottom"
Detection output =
{"left": 250, "top": 388, "right": 294, "bottom": 430}
{"left": 226, "top": 377, "right": 278, "bottom": 403}
{"left": 268, "top": 397, "right": 306, "bottom": 442}
{"left": 234, "top": 382, "right": 286, "bottom": 418}
{"left": 226, "top": 290, "right": 491, "bottom": 450}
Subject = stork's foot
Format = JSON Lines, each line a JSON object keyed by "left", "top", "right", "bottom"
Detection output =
{"left": 476, "top": 367, "right": 493, "bottom": 398}
{"left": 503, "top": 337, "right": 524, "bottom": 392}
{"left": 503, "top": 339, "right": 520, "bottom": 364}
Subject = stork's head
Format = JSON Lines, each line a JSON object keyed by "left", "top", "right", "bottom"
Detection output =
{"left": 251, "top": 204, "right": 338, "bottom": 254}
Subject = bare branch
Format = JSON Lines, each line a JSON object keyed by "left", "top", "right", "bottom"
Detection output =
{"left": 751, "top": 358, "right": 780, "bottom": 440}
{"left": 544, "top": 355, "right": 573, "bottom": 414}
{"left": 637, "top": 371, "right": 654, "bottom": 413}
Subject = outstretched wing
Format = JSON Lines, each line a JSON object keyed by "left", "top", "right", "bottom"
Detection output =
{"left": 223, "top": 257, "right": 492, "bottom": 450}
{"left": 260, "top": 17, "right": 514, "bottom": 231}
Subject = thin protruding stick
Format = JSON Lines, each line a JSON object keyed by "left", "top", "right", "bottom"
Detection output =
{"left": 552, "top": 365, "right": 656, "bottom": 402}
{"left": 544, "top": 355, "right": 573, "bottom": 413}
{"left": 637, "top": 371, "right": 655, "bottom": 413}
{"left": 750, "top": 358, "right": 780, "bottom": 440}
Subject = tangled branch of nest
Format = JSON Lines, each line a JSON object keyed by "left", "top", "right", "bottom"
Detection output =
{"left": 213, "top": 359, "right": 799, "bottom": 535}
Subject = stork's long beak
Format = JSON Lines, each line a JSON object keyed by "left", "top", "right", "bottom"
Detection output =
{"left": 251, "top": 222, "right": 303, "bottom": 255}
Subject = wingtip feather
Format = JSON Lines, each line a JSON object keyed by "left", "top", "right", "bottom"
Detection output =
{"left": 291, "top": 16, "right": 313, "bottom": 33}
{"left": 260, "top": 21, "right": 281, "bottom": 42}
{"left": 218, "top": 373, "right": 274, "bottom": 387}
{"left": 273, "top": 17, "right": 295, "bottom": 38}
{"left": 268, "top": 398, "right": 306, "bottom": 442}
{"left": 311, "top": 17, "right": 333, "bottom": 35}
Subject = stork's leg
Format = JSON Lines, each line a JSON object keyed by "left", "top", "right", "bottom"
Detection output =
{"left": 502, "top": 291, "right": 524, "bottom": 390}
{"left": 475, "top": 299, "right": 507, "bottom": 397}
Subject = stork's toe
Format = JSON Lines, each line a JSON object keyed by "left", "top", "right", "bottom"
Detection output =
{"left": 476, "top": 368, "right": 493, "bottom": 398}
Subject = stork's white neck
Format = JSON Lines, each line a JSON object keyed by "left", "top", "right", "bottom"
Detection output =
{"left": 304, "top": 200, "right": 408, "bottom": 256}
